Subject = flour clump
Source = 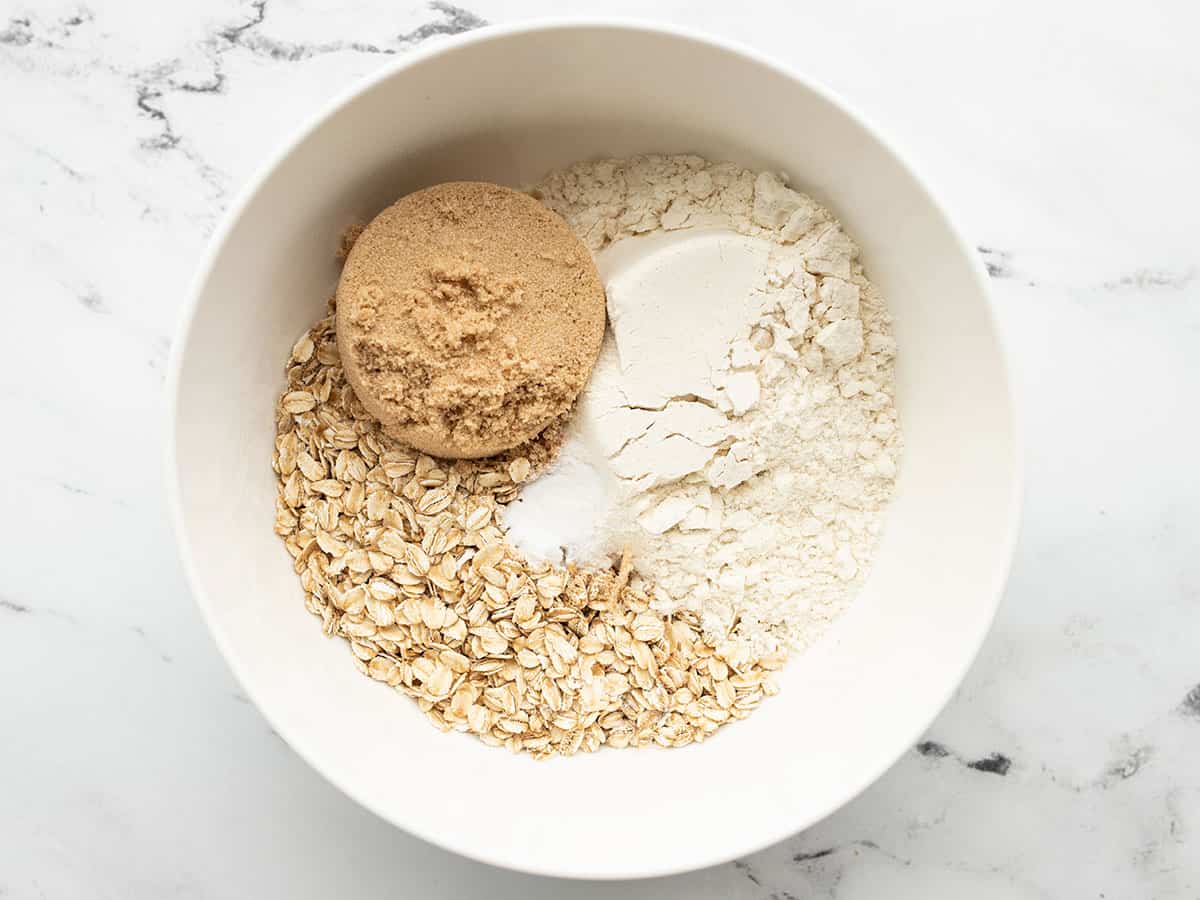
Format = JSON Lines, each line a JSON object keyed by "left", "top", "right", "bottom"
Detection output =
{"left": 505, "top": 156, "right": 903, "bottom": 656}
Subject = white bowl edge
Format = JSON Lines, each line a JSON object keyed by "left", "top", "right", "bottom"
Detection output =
{"left": 165, "top": 19, "right": 1024, "bottom": 880}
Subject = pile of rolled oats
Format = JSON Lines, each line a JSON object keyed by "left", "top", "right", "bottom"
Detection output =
{"left": 273, "top": 306, "right": 782, "bottom": 758}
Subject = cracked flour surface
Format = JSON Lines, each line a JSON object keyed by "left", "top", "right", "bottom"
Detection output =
{"left": 505, "top": 155, "right": 903, "bottom": 656}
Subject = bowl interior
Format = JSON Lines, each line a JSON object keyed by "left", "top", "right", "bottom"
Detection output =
{"left": 170, "top": 24, "right": 1018, "bottom": 879}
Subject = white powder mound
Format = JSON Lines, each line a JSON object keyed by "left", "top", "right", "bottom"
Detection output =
{"left": 501, "top": 429, "right": 619, "bottom": 566}
{"left": 506, "top": 156, "right": 902, "bottom": 656}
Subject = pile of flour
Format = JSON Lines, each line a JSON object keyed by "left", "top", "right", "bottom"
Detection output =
{"left": 504, "top": 156, "right": 902, "bottom": 656}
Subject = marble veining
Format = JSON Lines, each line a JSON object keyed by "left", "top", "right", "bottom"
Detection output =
{"left": 914, "top": 741, "right": 1014, "bottom": 776}
{"left": 1179, "top": 685, "right": 1200, "bottom": 719}
{"left": 1, "top": 1, "right": 1198, "bottom": 897}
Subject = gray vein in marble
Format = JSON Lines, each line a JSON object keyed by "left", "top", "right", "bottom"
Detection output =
{"left": 787, "top": 839, "right": 1069, "bottom": 900}
{"left": 398, "top": 2, "right": 488, "bottom": 42}
{"left": 1103, "top": 267, "right": 1197, "bottom": 292}
{"left": 1036, "top": 742, "right": 1158, "bottom": 795}
{"left": 732, "top": 858, "right": 762, "bottom": 885}
{"left": 62, "top": 11, "right": 94, "bottom": 32}
{"left": 131, "top": 625, "right": 173, "bottom": 664}
{"left": 976, "top": 245, "right": 1041, "bottom": 288}
{"left": 1102, "top": 745, "right": 1153, "bottom": 785}
{"left": 2, "top": 133, "right": 88, "bottom": 181}
{"left": 977, "top": 245, "right": 1015, "bottom": 279}
{"left": 1165, "top": 789, "right": 1188, "bottom": 844}
{"left": 173, "top": 70, "right": 225, "bottom": 94}
{"left": 967, "top": 752, "right": 1013, "bottom": 776}
{"left": 218, "top": 0, "right": 267, "bottom": 45}
{"left": 0, "top": 8, "right": 93, "bottom": 48}
{"left": 975, "top": 245, "right": 1197, "bottom": 294}
{"left": 41, "top": 150, "right": 85, "bottom": 181}
{"left": 1178, "top": 682, "right": 1200, "bottom": 719}
{"left": 118, "top": 0, "right": 487, "bottom": 210}
{"left": 37, "top": 274, "right": 169, "bottom": 381}
{"left": 729, "top": 845, "right": 915, "bottom": 899}
{"left": 44, "top": 473, "right": 132, "bottom": 509}
{"left": 217, "top": 0, "right": 487, "bottom": 62}
{"left": 0, "top": 16, "right": 34, "bottom": 47}
{"left": 0, "top": 597, "right": 79, "bottom": 623}
{"left": 135, "top": 81, "right": 181, "bottom": 151}
{"left": 792, "top": 839, "right": 913, "bottom": 870}
{"left": 29, "top": 5, "right": 235, "bottom": 200}
{"left": 0, "top": 0, "right": 478, "bottom": 249}
{"left": 915, "top": 740, "right": 1013, "bottom": 776}
{"left": 855, "top": 840, "right": 912, "bottom": 867}
{"left": 914, "top": 739, "right": 952, "bottom": 758}
{"left": 792, "top": 847, "right": 835, "bottom": 862}
{"left": 127, "top": 69, "right": 231, "bottom": 210}
{"left": 78, "top": 287, "right": 109, "bottom": 313}
{"left": 225, "top": 690, "right": 285, "bottom": 740}
{"left": 6, "top": 596, "right": 168, "bottom": 661}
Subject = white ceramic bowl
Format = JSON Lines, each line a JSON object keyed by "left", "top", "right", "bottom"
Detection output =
{"left": 167, "top": 21, "right": 1020, "bottom": 880}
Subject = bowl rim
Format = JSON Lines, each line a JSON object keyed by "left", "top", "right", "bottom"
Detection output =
{"left": 165, "top": 17, "right": 1024, "bottom": 880}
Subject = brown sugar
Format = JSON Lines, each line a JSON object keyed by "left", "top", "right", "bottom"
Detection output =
{"left": 335, "top": 182, "right": 606, "bottom": 459}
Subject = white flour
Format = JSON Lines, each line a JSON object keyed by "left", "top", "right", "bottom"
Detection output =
{"left": 504, "top": 156, "right": 902, "bottom": 656}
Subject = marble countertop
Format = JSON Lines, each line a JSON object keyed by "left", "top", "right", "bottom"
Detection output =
{"left": 2, "top": 0, "right": 1198, "bottom": 896}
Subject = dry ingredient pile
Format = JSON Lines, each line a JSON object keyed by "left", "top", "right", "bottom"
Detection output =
{"left": 272, "top": 157, "right": 901, "bottom": 758}
{"left": 336, "top": 181, "right": 606, "bottom": 459}
{"left": 508, "top": 156, "right": 903, "bottom": 657}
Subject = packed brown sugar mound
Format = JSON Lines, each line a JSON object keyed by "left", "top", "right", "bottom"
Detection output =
{"left": 335, "top": 182, "right": 606, "bottom": 459}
